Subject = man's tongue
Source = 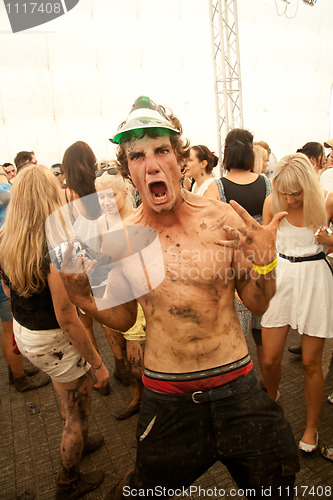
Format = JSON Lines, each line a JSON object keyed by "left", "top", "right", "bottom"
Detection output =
{"left": 151, "top": 182, "right": 167, "bottom": 199}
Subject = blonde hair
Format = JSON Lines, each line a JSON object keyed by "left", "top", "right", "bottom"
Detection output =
{"left": 96, "top": 158, "right": 118, "bottom": 170}
{"left": 253, "top": 144, "right": 267, "bottom": 174}
{"left": 255, "top": 141, "right": 271, "bottom": 154}
{"left": 0, "top": 165, "right": 73, "bottom": 297}
{"left": 272, "top": 153, "right": 327, "bottom": 226}
{"left": 95, "top": 171, "right": 134, "bottom": 218}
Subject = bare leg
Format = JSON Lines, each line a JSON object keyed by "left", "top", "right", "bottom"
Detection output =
{"left": 1, "top": 319, "right": 25, "bottom": 378}
{"left": 102, "top": 326, "right": 126, "bottom": 359}
{"left": 300, "top": 334, "right": 325, "bottom": 446}
{"left": 52, "top": 370, "right": 94, "bottom": 483}
{"left": 60, "top": 400, "right": 66, "bottom": 430}
{"left": 2, "top": 319, "right": 51, "bottom": 392}
{"left": 127, "top": 339, "right": 144, "bottom": 407}
{"left": 252, "top": 328, "right": 263, "bottom": 371}
{"left": 115, "top": 340, "right": 144, "bottom": 420}
{"left": 262, "top": 325, "right": 290, "bottom": 400}
{"left": 102, "top": 326, "right": 131, "bottom": 385}
{"left": 256, "top": 345, "right": 263, "bottom": 371}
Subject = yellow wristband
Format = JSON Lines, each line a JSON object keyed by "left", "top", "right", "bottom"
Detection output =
{"left": 252, "top": 257, "right": 277, "bottom": 275}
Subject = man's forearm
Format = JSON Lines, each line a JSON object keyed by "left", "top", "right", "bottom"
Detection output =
{"left": 237, "top": 268, "right": 276, "bottom": 316}
{"left": 72, "top": 293, "right": 137, "bottom": 332}
{"left": 60, "top": 269, "right": 138, "bottom": 331}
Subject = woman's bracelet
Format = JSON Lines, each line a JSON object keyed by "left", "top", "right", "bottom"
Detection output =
{"left": 252, "top": 257, "right": 277, "bottom": 275}
{"left": 92, "top": 359, "right": 103, "bottom": 371}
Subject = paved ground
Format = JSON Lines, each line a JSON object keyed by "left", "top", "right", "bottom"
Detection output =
{"left": 0, "top": 323, "right": 332, "bottom": 500}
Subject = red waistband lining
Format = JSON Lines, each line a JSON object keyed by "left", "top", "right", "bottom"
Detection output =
{"left": 143, "top": 361, "right": 253, "bottom": 394}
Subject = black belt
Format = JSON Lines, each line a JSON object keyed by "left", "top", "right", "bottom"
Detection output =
{"left": 278, "top": 251, "right": 333, "bottom": 275}
{"left": 144, "top": 368, "right": 255, "bottom": 404}
{"left": 278, "top": 251, "right": 326, "bottom": 263}
{"left": 144, "top": 354, "right": 251, "bottom": 381}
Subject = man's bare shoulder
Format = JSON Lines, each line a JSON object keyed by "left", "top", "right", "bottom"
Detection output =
{"left": 182, "top": 190, "right": 243, "bottom": 228}
{"left": 123, "top": 206, "right": 144, "bottom": 226}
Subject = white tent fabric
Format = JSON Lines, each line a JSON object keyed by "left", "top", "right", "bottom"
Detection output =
{"left": 0, "top": 0, "right": 332, "bottom": 166}
{"left": 238, "top": 0, "right": 333, "bottom": 158}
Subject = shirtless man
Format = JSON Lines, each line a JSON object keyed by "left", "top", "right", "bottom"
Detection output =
{"left": 61, "top": 97, "right": 299, "bottom": 499}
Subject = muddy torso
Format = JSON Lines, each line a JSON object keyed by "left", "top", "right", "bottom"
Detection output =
{"left": 119, "top": 194, "right": 249, "bottom": 373}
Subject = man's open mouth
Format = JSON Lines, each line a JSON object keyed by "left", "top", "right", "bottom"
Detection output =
{"left": 149, "top": 181, "right": 169, "bottom": 203}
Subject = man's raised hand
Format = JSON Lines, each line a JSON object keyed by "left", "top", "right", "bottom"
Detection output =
{"left": 215, "top": 200, "right": 287, "bottom": 266}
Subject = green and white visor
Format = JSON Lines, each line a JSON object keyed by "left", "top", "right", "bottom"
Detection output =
{"left": 110, "top": 96, "right": 180, "bottom": 144}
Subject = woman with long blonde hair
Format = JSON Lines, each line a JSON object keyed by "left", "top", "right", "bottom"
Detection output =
{"left": 0, "top": 165, "right": 112, "bottom": 498}
{"left": 261, "top": 153, "right": 333, "bottom": 453}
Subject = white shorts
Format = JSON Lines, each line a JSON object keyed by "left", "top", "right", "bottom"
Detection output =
{"left": 13, "top": 319, "right": 91, "bottom": 382}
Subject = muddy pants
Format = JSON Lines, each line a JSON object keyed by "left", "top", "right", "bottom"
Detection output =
{"left": 126, "top": 369, "right": 299, "bottom": 499}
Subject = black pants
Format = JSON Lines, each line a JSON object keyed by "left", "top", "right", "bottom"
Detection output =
{"left": 128, "top": 370, "right": 299, "bottom": 499}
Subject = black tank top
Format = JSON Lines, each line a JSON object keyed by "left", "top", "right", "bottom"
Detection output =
{"left": 10, "top": 283, "right": 60, "bottom": 331}
{"left": 221, "top": 175, "right": 267, "bottom": 217}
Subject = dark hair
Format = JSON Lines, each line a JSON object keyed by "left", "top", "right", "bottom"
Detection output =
{"left": 191, "top": 145, "right": 219, "bottom": 174}
{"left": 51, "top": 163, "right": 62, "bottom": 172}
{"left": 116, "top": 106, "right": 190, "bottom": 180}
{"left": 223, "top": 129, "right": 254, "bottom": 171}
{"left": 62, "top": 141, "right": 100, "bottom": 219}
{"left": 296, "top": 142, "right": 323, "bottom": 162}
{"left": 14, "top": 151, "right": 34, "bottom": 170}
{"left": 2, "top": 162, "right": 14, "bottom": 168}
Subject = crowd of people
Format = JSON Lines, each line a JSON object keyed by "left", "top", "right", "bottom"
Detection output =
{"left": 0, "top": 96, "right": 332, "bottom": 499}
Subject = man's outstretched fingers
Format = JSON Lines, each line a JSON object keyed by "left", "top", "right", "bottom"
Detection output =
{"left": 222, "top": 225, "right": 238, "bottom": 237}
{"left": 215, "top": 225, "right": 240, "bottom": 248}
{"left": 61, "top": 240, "right": 85, "bottom": 275}
{"left": 215, "top": 239, "right": 235, "bottom": 248}
{"left": 81, "top": 257, "right": 97, "bottom": 277}
{"left": 229, "top": 199, "right": 260, "bottom": 227}
{"left": 61, "top": 240, "right": 74, "bottom": 270}
{"left": 269, "top": 211, "right": 288, "bottom": 231}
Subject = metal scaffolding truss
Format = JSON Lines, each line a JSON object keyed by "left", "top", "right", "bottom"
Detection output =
{"left": 208, "top": 0, "right": 243, "bottom": 168}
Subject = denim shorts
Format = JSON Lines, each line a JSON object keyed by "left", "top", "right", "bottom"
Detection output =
{"left": 13, "top": 319, "right": 91, "bottom": 382}
{"left": 130, "top": 369, "right": 299, "bottom": 499}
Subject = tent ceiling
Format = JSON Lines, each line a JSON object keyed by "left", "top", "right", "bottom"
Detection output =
{"left": 0, "top": 0, "right": 332, "bottom": 166}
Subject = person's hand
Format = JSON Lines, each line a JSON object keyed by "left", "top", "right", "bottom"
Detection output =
{"left": 93, "top": 362, "right": 109, "bottom": 387}
{"left": 313, "top": 225, "right": 333, "bottom": 246}
{"left": 60, "top": 240, "right": 97, "bottom": 299}
{"left": 215, "top": 200, "right": 287, "bottom": 266}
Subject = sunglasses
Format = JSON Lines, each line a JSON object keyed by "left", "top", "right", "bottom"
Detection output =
{"left": 53, "top": 171, "right": 63, "bottom": 177}
{"left": 95, "top": 167, "right": 118, "bottom": 177}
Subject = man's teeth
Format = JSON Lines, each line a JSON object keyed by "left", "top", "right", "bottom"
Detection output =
{"left": 153, "top": 193, "right": 167, "bottom": 199}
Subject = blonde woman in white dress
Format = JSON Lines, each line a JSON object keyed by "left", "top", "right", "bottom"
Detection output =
{"left": 261, "top": 153, "right": 333, "bottom": 453}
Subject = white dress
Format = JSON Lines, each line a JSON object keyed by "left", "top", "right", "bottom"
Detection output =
{"left": 72, "top": 201, "right": 112, "bottom": 291}
{"left": 193, "top": 177, "right": 215, "bottom": 196}
{"left": 72, "top": 201, "right": 100, "bottom": 253}
{"left": 261, "top": 218, "right": 333, "bottom": 338}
